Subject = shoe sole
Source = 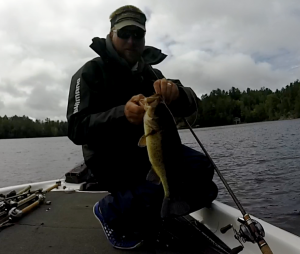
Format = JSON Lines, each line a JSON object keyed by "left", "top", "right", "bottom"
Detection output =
{"left": 92, "top": 202, "right": 143, "bottom": 250}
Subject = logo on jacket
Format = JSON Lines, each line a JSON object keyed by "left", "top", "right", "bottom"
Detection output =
{"left": 73, "top": 78, "right": 80, "bottom": 113}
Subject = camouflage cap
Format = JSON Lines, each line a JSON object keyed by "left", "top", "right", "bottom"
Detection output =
{"left": 110, "top": 10, "right": 146, "bottom": 31}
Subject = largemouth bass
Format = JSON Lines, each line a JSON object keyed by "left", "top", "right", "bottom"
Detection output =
{"left": 138, "top": 94, "right": 191, "bottom": 218}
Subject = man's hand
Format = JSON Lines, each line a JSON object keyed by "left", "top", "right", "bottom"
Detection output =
{"left": 124, "top": 94, "right": 145, "bottom": 125}
{"left": 153, "top": 78, "right": 179, "bottom": 105}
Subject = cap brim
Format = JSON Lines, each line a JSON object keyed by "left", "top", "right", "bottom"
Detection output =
{"left": 114, "top": 20, "right": 146, "bottom": 31}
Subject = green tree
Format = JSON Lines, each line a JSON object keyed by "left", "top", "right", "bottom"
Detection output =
{"left": 0, "top": 115, "right": 68, "bottom": 139}
{"left": 295, "top": 89, "right": 300, "bottom": 118}
{"left": 265, "top": 94, "right": 280, "bottom": 120}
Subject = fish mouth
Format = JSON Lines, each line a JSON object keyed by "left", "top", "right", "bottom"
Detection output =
{"left": 141, "top": 94, "right": 162, "bottom": 107}
{"left": 139, "top": 94, "right": 162, "bottom": 111}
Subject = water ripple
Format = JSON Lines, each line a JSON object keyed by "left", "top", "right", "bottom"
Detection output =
{"left": 0, "top": 120, "right": 299, "bottom": 237}
{"left": 180, "top": 119, "right": 300, "bottom": 237}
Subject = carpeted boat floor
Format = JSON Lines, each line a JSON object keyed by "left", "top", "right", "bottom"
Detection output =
{"left": 0, "top": 191, "right": 231, "bottom": 254}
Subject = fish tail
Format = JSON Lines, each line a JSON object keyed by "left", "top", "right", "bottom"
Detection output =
{"left": 151, "top": 166, "right": 170, "bottom": 198}
{"left": 161, "top": 177, "right": 170, "bottom": 198}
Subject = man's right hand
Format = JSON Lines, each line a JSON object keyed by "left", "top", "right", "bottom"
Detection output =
{"left": 124, "top": 94, "right": 145, "bottom": 125}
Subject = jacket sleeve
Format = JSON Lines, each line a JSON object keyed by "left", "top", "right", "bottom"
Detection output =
{"left": 152, "top": 68, "right": 198, "bottom": 117}
{"left": 66, "top": 58, "right": 132, "bottom": 147}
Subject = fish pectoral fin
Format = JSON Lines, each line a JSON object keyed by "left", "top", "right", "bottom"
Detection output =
{"left": 146, "top": 168, "right": 161, "bottom": 185}
{"left": 138, "top": 135, "right": 147, "bottom": 147}
{"left": 137, "top": 130, "right": 157, "bottom": 147}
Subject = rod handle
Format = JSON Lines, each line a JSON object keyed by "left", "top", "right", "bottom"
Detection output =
{"left": 45, "top": 183, "right": 60, "bottom": 193}
{"left": 260, "top": 242, "right": 273, "bottom": 254}
{"left": 17, "top": 185, "right": 31, "bottom": 195}
{"left": 21, "top": 200, "right": 40, "bottom": 214}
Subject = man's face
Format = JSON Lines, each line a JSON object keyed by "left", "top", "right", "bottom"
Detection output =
{"left": 111, "top": 25, "right": 145, "bottom": 65}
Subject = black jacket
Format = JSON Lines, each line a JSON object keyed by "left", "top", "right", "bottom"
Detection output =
{"left": 66, "top": 36, "right": 198, "bottom": 186}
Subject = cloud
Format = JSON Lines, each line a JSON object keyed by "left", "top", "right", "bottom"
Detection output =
{"left": 0, "top": 0, "right": 299, "bottom": 120}
{"left": 26, "top": 86, "right": 65, "bottom": 111}
{"left": 0, "top": 100, "right": 4, "bottom": 110}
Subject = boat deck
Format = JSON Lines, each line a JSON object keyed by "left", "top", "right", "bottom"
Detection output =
{"left": 0, "top": 191, "right": 231, "bottom": 254}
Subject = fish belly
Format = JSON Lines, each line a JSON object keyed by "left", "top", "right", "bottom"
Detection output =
{"left": 145, "top": 128, "right": 170, "bottom": 198}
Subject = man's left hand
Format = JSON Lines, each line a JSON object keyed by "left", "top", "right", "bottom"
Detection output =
{"left": 153, "top": 78, "right": 179, "bottom": 105}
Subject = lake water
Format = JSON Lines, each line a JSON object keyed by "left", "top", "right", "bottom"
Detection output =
{"left": 0, "top": 119, "right": 299, "bottom": 237}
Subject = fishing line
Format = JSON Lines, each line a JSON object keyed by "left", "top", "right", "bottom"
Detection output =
{"left": 148, "top": 65, "right": 246, "bottom": 214}
{"left": 148, "top": 66, "right": 198, "bottom": 127}
{"left": 190, "top": 89, "right": 199, "bottom": 127}
{"left": 181, "top": 118, "right": 273, "bottom": 253}
{"left": 182, "top": 118, "right": 246, "bottom": 215}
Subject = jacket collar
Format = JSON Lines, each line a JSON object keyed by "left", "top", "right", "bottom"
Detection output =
{"left": 89, "top": 36, "right": 167, "bottom": 71}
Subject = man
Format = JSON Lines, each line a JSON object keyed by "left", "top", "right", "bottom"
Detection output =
{"left": 67, "top": 5, "right": 217, "bottom": 250}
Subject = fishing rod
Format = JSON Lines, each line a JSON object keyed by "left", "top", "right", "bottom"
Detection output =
{"left": 148, "top": 65, "right": 272, "bottom": 254}
{"left": 182, "top": 118, "right": 246, "bottom": 214}
{"left": 0, "top": 186, "right": 31, "bottom": 202}
{"left": 0, "top": 182, "right": 61, "bottom": 230}
{"left": 0, "top": 194, "right": 45, "bottom": 230}
{"left": 182, "top": 118, "right": 273, "bottom": 254}
{"left": 0, "top": 189, "right": 43, "bottom": 215}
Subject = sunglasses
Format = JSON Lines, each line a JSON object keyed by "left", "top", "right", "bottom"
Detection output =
{"left": 113, "top": 29, "right": 145, "bottom": 40}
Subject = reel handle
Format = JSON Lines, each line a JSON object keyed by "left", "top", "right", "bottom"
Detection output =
{"left": 220, "top": 224, "right": 233, "bottom": 234}
{"left": 231, "top": 246, "right": 244, "bottom": 254}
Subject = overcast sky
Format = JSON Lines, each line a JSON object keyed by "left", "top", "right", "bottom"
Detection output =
{"left": 0, "top": 0, "right": 299, "bottom": 121}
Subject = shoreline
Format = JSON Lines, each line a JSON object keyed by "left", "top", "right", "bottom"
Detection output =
{"left": 178, "top": 117, "right": 300, "bottom": 130}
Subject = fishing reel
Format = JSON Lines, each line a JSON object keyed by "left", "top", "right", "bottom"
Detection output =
{"left": 221, "top": 217, "right": 265, "bottom": 251}
{"left": 0, "top": 200, "right": 17, "bottom": 216}
{"left": 8, "top": 207, "right": 23, "bottom": 218}
{"left": 0, "top": 201, "right": 5, "bottom": 210}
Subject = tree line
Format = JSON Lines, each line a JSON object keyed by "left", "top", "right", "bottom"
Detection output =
{"left": 179, "top": 79, "right": 300, "bottom": 128}
{"left": 0, "top": 80, "right": 299, "bottom": 139}
{"left": 0, "top": 116, "right": 68, "bottom": 139}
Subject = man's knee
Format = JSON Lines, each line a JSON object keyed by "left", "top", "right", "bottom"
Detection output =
{"left": 99, "top": 181, "right": 164, "bottom": 232}
{"left": 181, "top": 145, "right": 214, "bottom": 180}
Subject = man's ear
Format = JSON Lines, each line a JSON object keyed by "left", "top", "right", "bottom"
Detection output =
{"left": 109, "top": 30, "right": 113, "bottom": 39}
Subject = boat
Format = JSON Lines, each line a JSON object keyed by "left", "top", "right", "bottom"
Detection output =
{"left": 1, "top": 163, "right": 300, "bottom": 254}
